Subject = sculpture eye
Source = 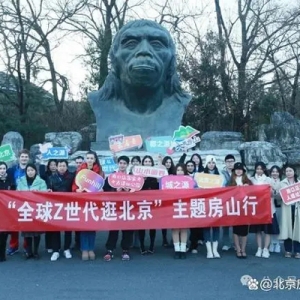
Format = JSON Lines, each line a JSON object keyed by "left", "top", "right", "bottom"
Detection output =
{"left": 150, "top": 40, "right": 165, "bottom": 48}
{"left": 122, "top": 39, "right": 138, "bottom": 48}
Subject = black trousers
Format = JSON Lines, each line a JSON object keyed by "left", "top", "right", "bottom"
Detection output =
{"left": 190, "top": 228, "right": 204, "bottom": 250}
{"left": 45, "top": 233, "right": 52, "bottom": 249}
{"left": 50, "top": 231, "right": 72, "bottom": 252}
{"left": 25, "top": 236, "right": 40, "bottom": 255}
{"left": 0, "top": 233, "right": 8, "bottom": 260}
{"left": 139, "top": 229, "right": 156, "bottom": 250}
{"left": 106, "top": 230, "right": 133, "bottom": 251}
{"left": 75, "top": 231, "right": 81, "bottom": 247}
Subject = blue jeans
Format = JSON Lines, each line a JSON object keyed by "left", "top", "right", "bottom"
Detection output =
{"left": 203, "top": 227, "right": 220, "bottom": 242}
{"left": 80, "top": 231, "right": 96, "bottom": 251}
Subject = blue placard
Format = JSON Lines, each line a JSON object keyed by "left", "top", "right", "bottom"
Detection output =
{"left": 41, "top": 147, "right": 68, "bottom": 160}
{"left": 145, "top": 136, "right": 173, "bottom": 154}
{"left": 100, "top": 157, "right": 117, "bottom": 175}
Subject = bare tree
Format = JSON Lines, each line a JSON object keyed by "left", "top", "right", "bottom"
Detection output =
{"left": 66, "top": 0, "right": 145, "bottom": 89}
{"left": 214, "top": 0, "right": 300, "bottom": 137}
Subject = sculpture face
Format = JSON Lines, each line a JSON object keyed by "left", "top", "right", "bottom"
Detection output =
{"left": 114, "top": 25, "right": 172, "bottom": 88}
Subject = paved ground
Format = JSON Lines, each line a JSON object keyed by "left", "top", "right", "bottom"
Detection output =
{"left": 0, "top": 231, "right": 299, "bottom": 300}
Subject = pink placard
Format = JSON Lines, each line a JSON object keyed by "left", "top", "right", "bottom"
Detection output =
{"left": 279, "top": 182, "right": 300, "bottom": 205}
{"left": 132, "top": 166, "right": 168, "bottom": 178}
{"left": 108, "top": 172, "right": 145, "bottom": 191}
{"left": 160, "top": 175, "right": 195, "bottom": 190}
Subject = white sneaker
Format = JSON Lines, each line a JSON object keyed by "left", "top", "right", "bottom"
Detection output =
{"left": 47, "top": 249, "right": 53, "bottom": 254}
{"left": 274, "top": 243, "right": 281, "bottom": 253}
{"left": 50, "top": 252, "right": 60, "bottom": 261}
{"left": 262, "top": 248, "right": 270, "bottom": 258}
{"left": 269, "top": 243, "right": 274, "bottom": 253}
{"left": 64, "top": 249, "right": 72, "bottom": 259}
{"left": 255, "top": 247, "right": 262, "bottom": 257}
{"left": 222, "top": 245, "right": 230, "bottom": 251}
{"left": 191, "top": 249, "right": 198, "bottom": 254}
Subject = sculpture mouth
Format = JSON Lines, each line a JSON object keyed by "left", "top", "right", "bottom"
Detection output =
{"left": 132, "top": 65, "right": 155, "bottom": 71}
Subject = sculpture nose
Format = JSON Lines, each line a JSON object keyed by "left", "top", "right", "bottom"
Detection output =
{"left": 135, "top": 39, "right": 153, "bottom": 58}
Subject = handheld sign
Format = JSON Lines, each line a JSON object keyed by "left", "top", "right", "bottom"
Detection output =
{"left": 100, "top": 157, "right": 117, "bottom": 176}
{"left": 166, "top": 126, "right": 201, "bottom": 155}
{"left": 279, "top": 182, "right": 300, "bottom": 205}
{"left": 145, "top": 136, "right": 173, "bottom": 154}
{"left": 132, "top": 165, "right": 168, "bottom": 179}
{"left": 108, "top": 173, "right": 144, "bottom": 191}
{"left": 75, "top": 169, "right": 104, "bottom": 192}
{"left": 194, "top": 173, "right": 224, "bottom": 189}
{"left": 160, "top": 175, "right": 195, "bottom": 190}
{"left": 41, "top": 146, "right": 68, "bottom": 160}
{"left": 0, "top": 144, "right": 15, "bottom": 162}
{"left": 109, "top": 135, "right": 143, "bottom": 152}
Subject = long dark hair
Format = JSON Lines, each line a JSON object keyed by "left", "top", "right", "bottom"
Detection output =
{"left": 142, "top": 155, "right": 154, "bottom": 166}
{"left": 25, "top": 163, "right": 37, "bottom": 181}
{"left": 46, "top": 159, "right": 57, "bottom": 175}
{"left": 284, "top": 164, "right": 298, "bottom": 182}
{"left": 269, "top": 165, "right": 282, "bottom": 180}
{"left": 175, "top": 163, "right": 188, "bottom": 175}
{"left": 252, "top": 162, "right": 269, "bottom": 177}
{"left": 131, "top": 156, "right": 141, "bottom": 164}
{"left": 162, "top": 156, "right": 175, "bottom": 175}
{"left": 86, "top": 151, "right": 101, "bottom": 167}
{"left": 191, "top": 154, "right": 204, "bottom": 172}
{"left": 185, "top": 160, "right": 196, "bottom": 174}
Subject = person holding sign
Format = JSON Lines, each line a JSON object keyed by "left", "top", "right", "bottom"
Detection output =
{"left": 0, "top": 161, "right": 15, "bottom": 262}
{"left": 17, "top": 164, "right": 48, "bottom": 259}
{"left": 278, "top": 165, "right": 300, "bottom": 258}
{"left": 269, "top": 165, "right": 282, "bottom": 254}
{"left": 139, "top": 156, "right": 159, "bottom": 255}
{"left": 229, "top": 163, "right": 252, "bottom": 259}
{"left": 172, "top": 163, "right": 190, "bottom": 259}
{"left": 72, "top": 151, "right": 104, "bottom": 261}
{"left": 103, "top": 156, "right": 134, "bottom": 261}
{"left": 250, "top": 162, "right": 279, "bottom": 259}
{"left": 203, "top": 155, "right": 222, "bottom": 259}
{"left": 47, "top": 160, "right": 75, "bottom": 261}
{"left": 6, "top": 149, "right": 30, "bottom": 256}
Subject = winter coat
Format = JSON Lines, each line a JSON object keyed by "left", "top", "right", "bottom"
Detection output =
{"left": 7, "top": 165, "right": 26, "bottom": 186}
{"left": 0, "top": 176, "right": 15, "bottom": 191}
{"left": 251, "top": 174, "right": 275, "bottom": 214}
{"left": 48, "top": 171, "right": 74, "bottom": 192}
{"left": 278, "top": 178, "right": 300, "bottom": 242}
{"left": 17, "top": 176, "right": 47, "bottom": 191}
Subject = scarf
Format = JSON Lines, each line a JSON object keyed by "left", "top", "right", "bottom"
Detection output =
{"left": 254, "top": 174, "right": 268, "bottom": 184}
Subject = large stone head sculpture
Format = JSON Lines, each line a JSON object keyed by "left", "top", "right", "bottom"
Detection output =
{"left": 88, "top": 19, "right": 191, "bottom": 149}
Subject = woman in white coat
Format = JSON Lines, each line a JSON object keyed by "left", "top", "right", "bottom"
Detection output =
{"left": 278, "top": 165, "right": 300, "bottom": 259}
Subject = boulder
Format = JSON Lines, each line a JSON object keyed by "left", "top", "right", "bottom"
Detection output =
{"left": 30, "top": 144, "right": 41, "bottom": 163}
{"left": 1, "top": 131, "right": 24, "bottom": 155}
{"left": 258, "top": 112, "right": 300, "bottom": 150}
{"left": 200, "top": 131, "right": 244, "bottom": 151}
{"left": 79, "top": 123, "right": 96, "bottom": 150}
{"left": 45, "top": 132, "right": 82, "bottom": 154}
{"left": 239, "top": 141, "right": 287, "bottom": 171}
{"left": 282, "top": 150, "right": 300, "bottom": 166}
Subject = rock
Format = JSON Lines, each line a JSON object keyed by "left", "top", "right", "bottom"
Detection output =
{"left": 258, "top": 112, "right": 300, "bottom": 150}
{"left": 282, "top": 150, "right": 300, "bottom": 166}
{"left": 200, "top": 131, "right": 244, "bottom": 151}
{"left": 1, "top": 131, "right": 24, "bottom": 155}
{"left": 30, "top": 144, "right": 41, "bottom": 163}
{"left": 239, "top": 141, "right": 287, "bottom": 171}
{"left": 79, "top": 123, "right": 96, "bottom": 150}
{"left": 45, "top": 132, "right": 82, "bottom": 154}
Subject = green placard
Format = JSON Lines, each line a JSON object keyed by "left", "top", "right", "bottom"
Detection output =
{"left": 0, "top": 144, "right": 15, "bottom": 162}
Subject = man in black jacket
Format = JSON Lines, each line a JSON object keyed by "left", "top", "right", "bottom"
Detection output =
{"left": 47, "top": 160, "right": 75, "bottom": 261}
{"left": 103, "top": 155, "right": 133, "bottom": 261}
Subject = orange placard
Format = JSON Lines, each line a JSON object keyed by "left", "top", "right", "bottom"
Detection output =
{"left": 109, "top": 135, "right": 143, "bottom": 152}
{"left": 194, "top": 173, "right": 224, "bottom": 189}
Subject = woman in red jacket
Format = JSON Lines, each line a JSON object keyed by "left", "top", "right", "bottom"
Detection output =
{"left": 72, "top": 151, "right": 104, "bottom": 260}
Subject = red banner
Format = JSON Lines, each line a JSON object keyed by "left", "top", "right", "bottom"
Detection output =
{"left": 0, "top": 185, "right": 271, "bottom": 231}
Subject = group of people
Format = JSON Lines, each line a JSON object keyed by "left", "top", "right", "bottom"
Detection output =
{"left": 0, "top": 149, "right": 299, "bottom": 262}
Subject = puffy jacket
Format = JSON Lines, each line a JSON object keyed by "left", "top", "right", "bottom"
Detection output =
{"left": 17, "top": 176, "right": 47, "bottom": 191}
{"left": 48, "top": 171, "right": 74, "bottom": 192}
